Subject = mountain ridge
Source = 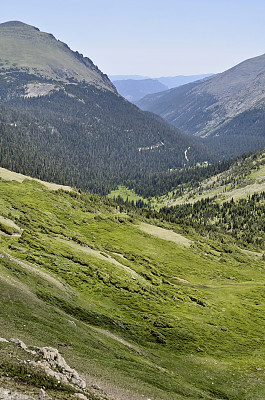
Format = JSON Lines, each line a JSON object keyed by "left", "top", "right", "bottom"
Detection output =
{"left": 0, "top": 21, "right": 213, "bottom": 194}
{"left": 109, "top": 73, "right": 213, "bottom": 89}
{"left": 111, "top": 74, "right": 213, "bottom": 103}
{"left": 0, "top": 21, "right": 115, "bottom": 91}
{"left": 137, "top": 52, "right": 265, "bottom": 156}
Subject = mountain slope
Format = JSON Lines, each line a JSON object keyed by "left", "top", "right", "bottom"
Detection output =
{"left": 157, "top": 148, "right": 265, "bottom": 250}
{"left": 1, "top": 170, "right": 265, "bottom": 399}
{"left": 0, "top": 21, "right": 213, "bottom": 194}
{"left": 150, "top": 148, "right": 265, "bottom": 207}
{"left": 0, "top": 21, "right": 113, "bottom": 90}
{"left": 137, "top": 53, "right": 265, "bottom": 157}
{"left": 156, "top": 73, "right": 213, "bottom": 89}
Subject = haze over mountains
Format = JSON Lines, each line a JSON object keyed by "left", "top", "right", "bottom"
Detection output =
{"left": 137, "top": 53, "right": 265, "bottom": 157}
{"left": 112, "top": 78, "right": 168, "bottom": 102}
{"left": 0, "top": 21, "right": 212, "bottom": 194}
{"left": 110, "top": 73, "right": 213, "bottom": 103}
{"left": 109, "top": 73, "right": 213, "bottom": 88}
{"left": 2, "top": 21, "right": 265, "bottom": 191}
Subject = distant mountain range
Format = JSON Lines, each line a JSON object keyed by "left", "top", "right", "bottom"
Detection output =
{"left": 0, "top": 21, "right": 212, "bottom": 194}
{"left": 110, "top": 74, "right": 150, "bottom": 80}
{"left": 156, "top": 74, "right": 214, "bottom": 89}
{"left": 109, "top": 73, "right": 213, "bottom": 88}
{"left": 112, "top": 79, "right": 168, "bottom": 102}
{"left": 137, "top": 53, "right": 265, "bottom": 157}
{"left": 110, "top": 74, "right": 213, "bottom": 103}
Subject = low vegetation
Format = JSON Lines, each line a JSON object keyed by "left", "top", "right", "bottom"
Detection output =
{"left": 0, "top": 174, "right": 265, "bottom": 399}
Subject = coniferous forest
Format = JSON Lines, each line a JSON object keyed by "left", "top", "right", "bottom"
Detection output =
{"left": 159, "top": 192, "right": 265, "bottom": 249}
{"left": 0, "top": 71, "right": 213, "bottom": 195}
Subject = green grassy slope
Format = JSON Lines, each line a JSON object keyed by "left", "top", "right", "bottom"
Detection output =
{"left": 158, "top": 149, "right": 265, "bottom": 208}
{"left": 109, "top": 149, "right": 265, "bottom": 210}
{"left": 0, "top": 176, "right": 265, "bottom": 399}
{"left": 0, "top": 166, "right": 72, "bottom": 191}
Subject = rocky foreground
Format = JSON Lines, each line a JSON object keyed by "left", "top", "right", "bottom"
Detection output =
{"left": 0, "top": 337, "right": 102, "bottom": 400}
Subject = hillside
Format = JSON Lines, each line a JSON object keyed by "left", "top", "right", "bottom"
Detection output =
{"left": 159, "top": 148, "right": 265, "bottom": 207}
{"left": 145, "top": 148, "right": 265, "bottom": 249}
{"left": 0, "top": 21, "right": 113, "bottom": 90}
{"left": 1, "top": 169, "right": 265, "bottom": 399}
{"left": 109, "top": 147, "right": 265, "bottom": 241}
{"left": 0, "top": 21, "right": 213, "bottom": 195}
{"left": 137, "top": 53, "right": 265, "bottom": 157}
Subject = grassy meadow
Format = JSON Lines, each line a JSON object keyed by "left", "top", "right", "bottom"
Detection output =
{"left": 0, "top": 175, "right": 265, "bottom": 399}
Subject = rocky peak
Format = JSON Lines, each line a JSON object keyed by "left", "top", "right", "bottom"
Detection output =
{"left": 0, "top": 21, "right": 115, "bottom": 91}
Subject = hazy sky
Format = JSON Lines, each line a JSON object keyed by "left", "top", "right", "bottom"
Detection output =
{"left": 1, "top": 0, "right": 265, "bottom": 77}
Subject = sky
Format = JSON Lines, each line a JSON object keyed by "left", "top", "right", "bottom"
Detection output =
{"left": 1, "top": 0, "right": 265, "bottom": 77}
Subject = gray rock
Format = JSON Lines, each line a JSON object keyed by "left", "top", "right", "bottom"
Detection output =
{"left": 10, "top": 338, "right": 36, "bottom": 355}
{"left": 4, "top": 339, "right": 87, "bottom": 393}
{"left": 38, "top": 347, "right": 86, "bottom": 390}
{"left": 0, "top": 387, "right": 37, "bottom": 399}
{"left": 10, "top": 338, "right": 28, "bottom": 350}
{"left": 38, "top": 388, "right": 51, "bottom": 400}
{"left": 75, "top": 394, "right": 89, "bottom": 400}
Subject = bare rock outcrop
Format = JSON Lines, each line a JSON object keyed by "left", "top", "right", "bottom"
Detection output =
{"left": 0, "top": 388, "right": 51, "bottom": 400}
{"left": 1, "top": 337, "right": 88, "bottom": 398}
{"left": 31, "top": 346, "right": 86, "bottom": 390}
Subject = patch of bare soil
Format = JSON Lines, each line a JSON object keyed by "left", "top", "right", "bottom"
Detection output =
{"left": 138, "top": 223, "right": 192, "bottom": 247}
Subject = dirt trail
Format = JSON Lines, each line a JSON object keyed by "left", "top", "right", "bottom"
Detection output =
{"left": 138, "top": 223, "right": 192, "bottom": 247}
{"left": 0, "top": 167, "right": 72, "bottom": 191}
{"left": 173, "top": 276, "right": 190, "bottom": 283}
{"left": 90, "top": 326, "right": 141, "bottom": 353}
{"left": 56, "top": 238, "right": 143, "bottom": 280}
{"left": 1, "top": 251, "right": 67, "bottom": 291}
{"left": 0, "top": 216, "right": 22, "bottom": 237}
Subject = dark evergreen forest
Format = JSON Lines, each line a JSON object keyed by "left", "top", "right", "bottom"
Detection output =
{"left": 159, "top": 192, "right": 265, "bottom": 249}
{"left": 0, "top": 71, "right": 213, "bottom": 195}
